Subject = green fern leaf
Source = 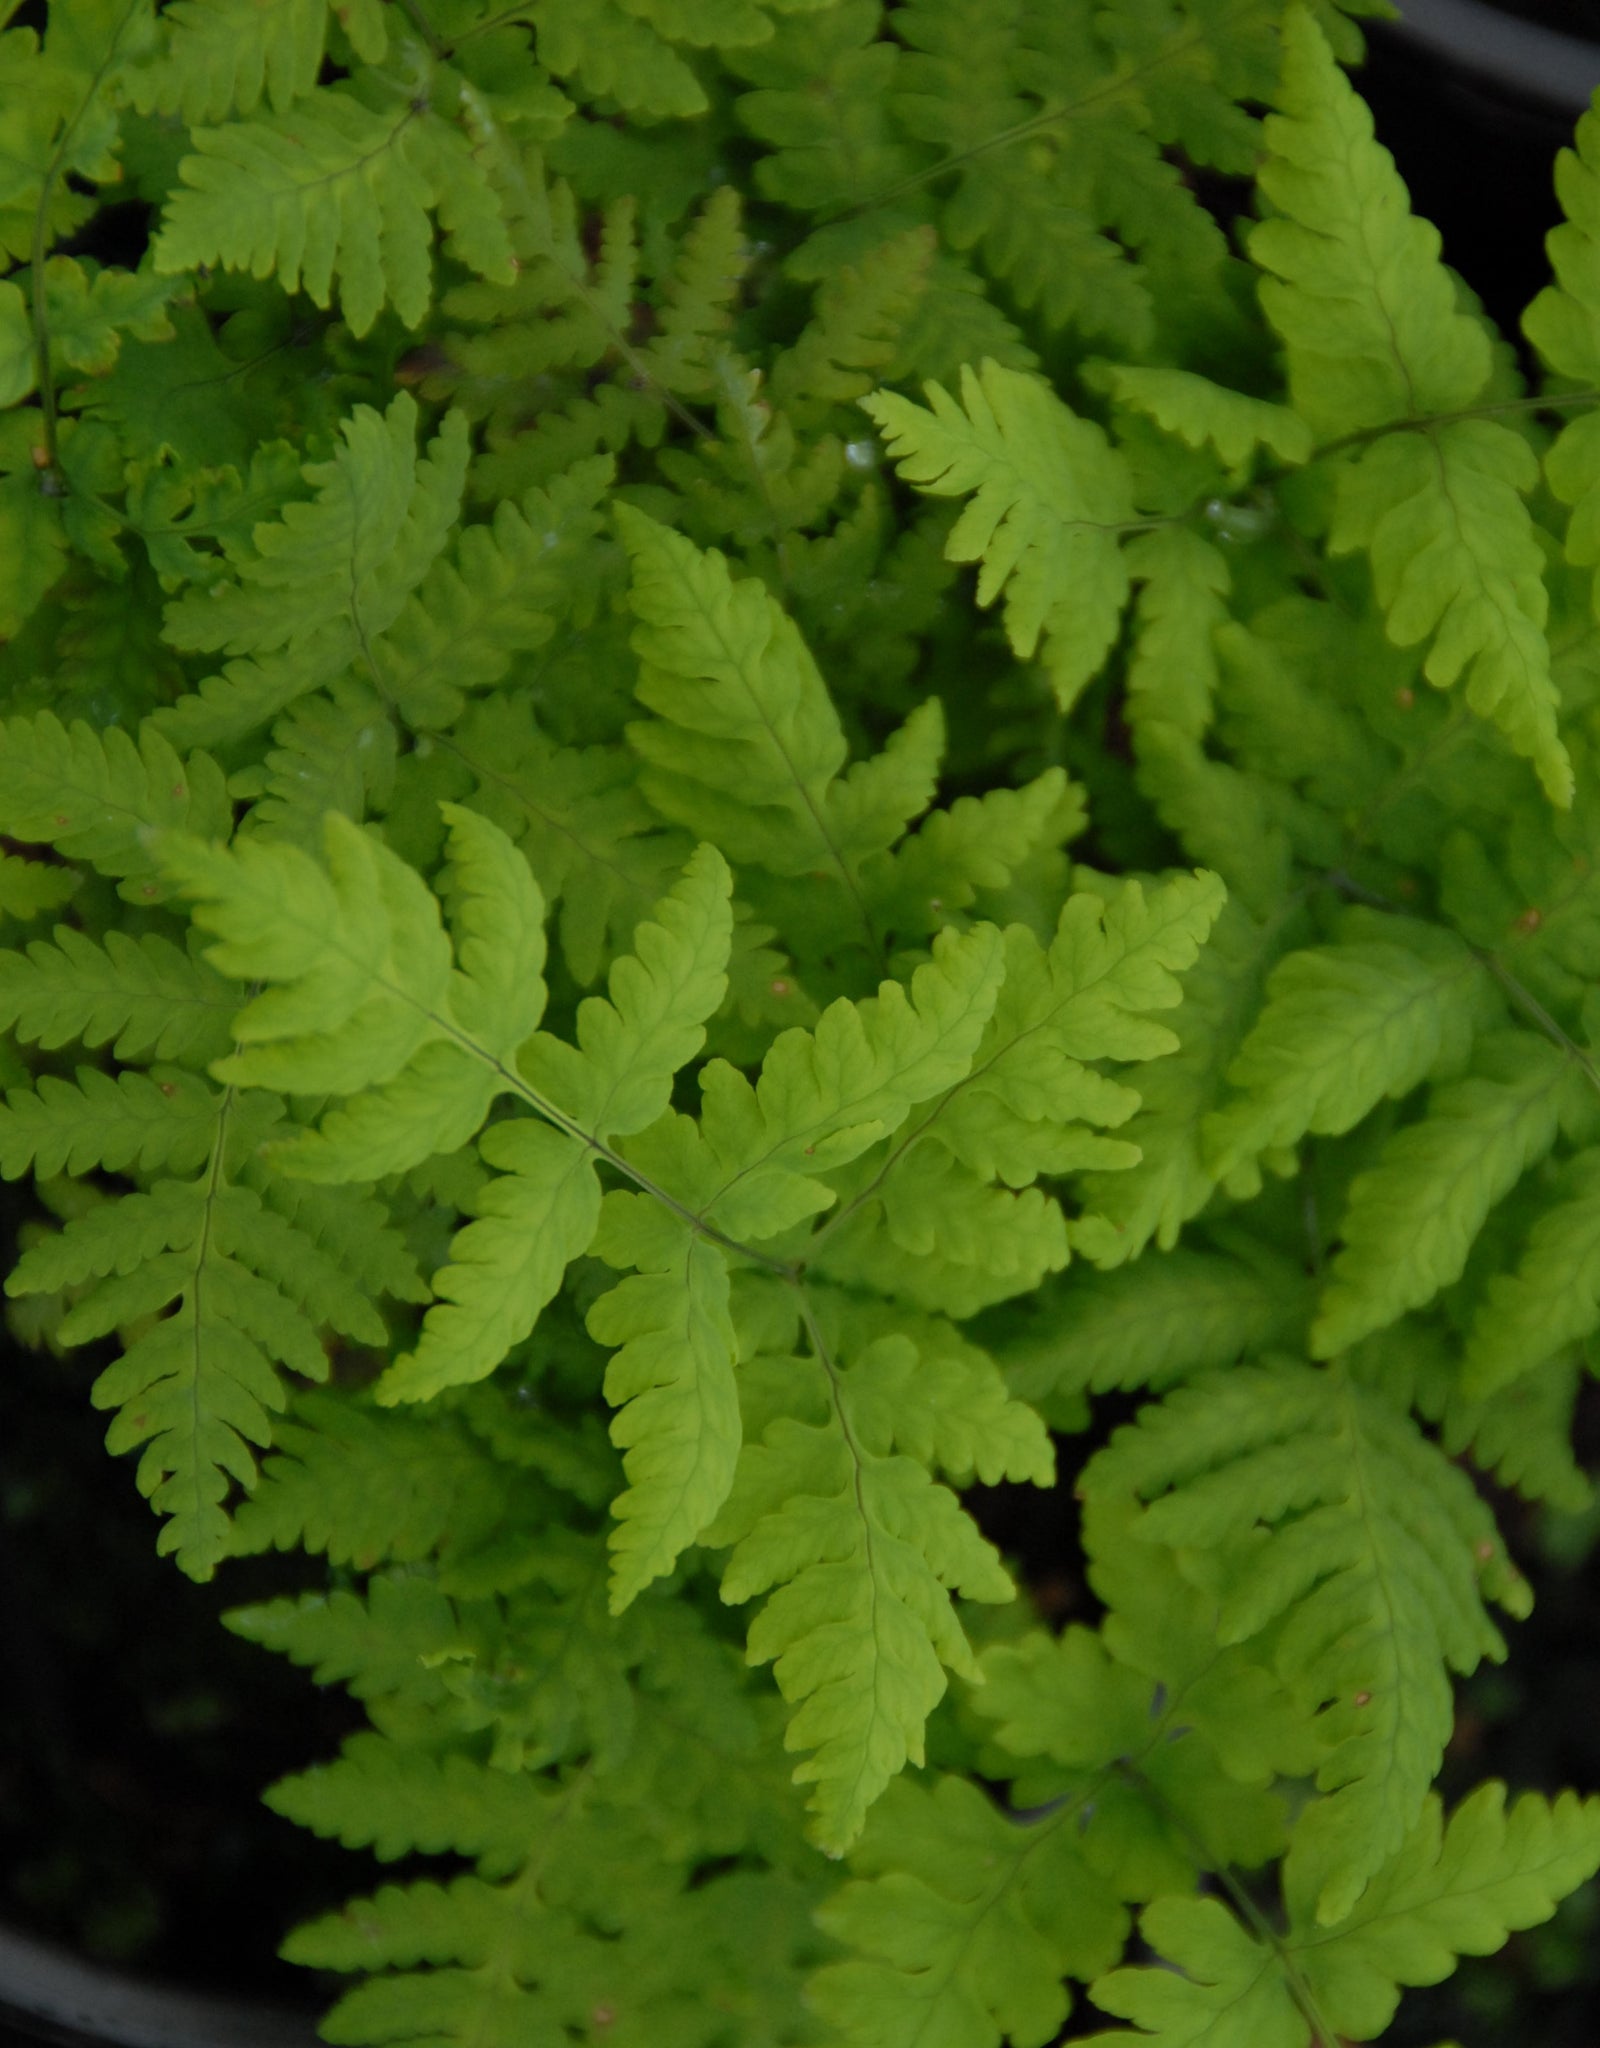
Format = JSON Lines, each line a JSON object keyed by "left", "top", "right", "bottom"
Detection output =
{"left": 1251, "top": 6, "right": 1489, "bottom": 440}
{"left": 0, "top": 711, "right": 230, "bottom": 898}
{"left": 824, "top": 1312, "right": 1054, "bottom": 1488}
{"left": 1095, "top": 364, "right": 1312, "bottom": 469}
{"left": 1083, "top": 1490, "right": 1327, "bottom": 1794}
{"left": 1001, "top": 1242, "right": 1312, "bottom": 1405}
{"left": 266, "top": 1731, "right": 550, "bottom": 1870}
{"left": 1329, "top": 422, "right": 1570, "bottom": 806}
{"left": 1074, "top": 898, "right": 1298, "bottom": 1264}
{"left": 371, "top": 455, "right": 615, "bottom": 731}
{"left": 589, "top": 1224, "right": 739, "bottom": 1611}
{"left": 383, "top": 846, "right": 732, "bottom": 1403}
{"left": 1123, "top": 526, "right": 1232, "bottom": 749}
{"left": 1086, "top": 1358, "right": 1528, "bottom": 1924}
{"left": 1251, "top": 5, "right": 1570, "bottom": 802}
{"left": 162, "top": 809, "right": 455, "bottom": 1098}
{"left": 0, "top": 926, "right": 237, "bottom": 1064}
{"left": 810, "top": 1773, "right": 1128, "bottom": 2048}
{"left": 694, "top": 920, "right": 1005, "bottom": 1242}
{"left": 523, "top": 0, "right": 713, "bottom": 117}
{"left": 447, "top": 705, "right": 691, "bottom": 988}
{"left": 226, "top": 1572, "right": 465, "bottom": 1707}
{"left": 1360, "top": 1320, "right": 1591, "bottom": 1515}
{"left": 273, "top": 805, "right": 549, "bottom": 1185}
{"left": 0, "top": 853, "right": 79, "bottom": 925}
{"left": 238, "top": 681, "right": 397, "bottom": 848}
{"left": 815, "top": 1147, "right": 1070, "bottom": 1316}
{"left": 153, "top": 86, "right": 514, "bottom": 336}
{"left": 0, "top": 1066, "right": 221, "bottom": 1179}
{"left": 10, "top": 1135, "right": 412, "bottom": 1580}
{"left": 1524, "top": 104, "right": 1600, "bottom": 611}
{"left": 156, "top": 396, "right": 469, "bottom": 750}
{"left": 618, "top": 505, "right": 948, "bottom": 960}
{"left": 1203, "top": 916, "right": 1497, "bottom": 1184}
{"left": 863, "top": 766, "right": 1084, "bottom": 946}
{"left": 1464, "top": 1147, "right": 1600, "bottom": 1396}
{"left": 770, "top": 226, "right": 935, "bottom": 419}
{"left": 127, "top": 0, "right": 326, "bottom": 121}
{"left": 1313, "top": 1030, "right": 1578, "bottom": 1356}
{"left": 708, "top": 1334, "right": 1016, "bottom": 1854}
{"left": 863, "top": 360, "right": 1137, "bottom": 711}
{"left": 914, "top": 871, "right": 1224, "bottom": 1208}
{"left": 1089, "top": 1784, "right": 1600, "bottom": 2047}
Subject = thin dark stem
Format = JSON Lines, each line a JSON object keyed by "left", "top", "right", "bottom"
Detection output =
{"left": 1114, "top": 1760, "right": 1341, "bottom": 2048}
{"left": 397, "top": 0, "right": 445, "bottom": 58}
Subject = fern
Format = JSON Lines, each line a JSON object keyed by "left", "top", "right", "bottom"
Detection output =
{"left": 1089, "top": 1784, "right": 1600, "bottom": 2046}
{"left": 1085, "top": 1358, "right": 1529, "bottom": 1924}
{"left": 864, "top": 361, "right": 1138, "bottom": 711}
{"left": 8, "top": 1, "right": 1600, "bottom": 2042}
{"left": 1252, "top": 6, "right": 1571, "bottom": 804}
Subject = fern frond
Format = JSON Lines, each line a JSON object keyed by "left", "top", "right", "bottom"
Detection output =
{"left": 522, "top": 0, "right": 716, "bottom": 117}
{"left": 1096, "top": 365, "right": 1313, "bottom": 470}
{"left": 1252, "top": 5, "right": 1570, "bottom": 803}
{"left": 1524, "top": 103, "right": 1600, "bottom": 611}
{"left": 635, "top": 182, "right": 751, "bottom": 399}
{"left": 619, "top": 504, "right": 950, "bottom": 960}
{"left": 1464, "top": 1146, "right": 1600, "bottom": 1395}
{"left": 162, "top": 810, "right": 456, "bottom": 1097}
{"left": 693, "top": 920, "right": 1006, "bottom": 1242}
{"left": 156, "top": 396, "right": 469, "bottom": 750}
{"left": 0, "top": 1066, "right": 222, "bottom": 1179}
{"left": 239, "top": 682, "right": 397, "bottom": 848}
{"left": 770, "top": 226, "right": 935, "bottom": 420}
{"left": 1251, "top": 6, "right": 1489, "bottom": 440}
{"left": 864, "top": 360, "right": 1137, "bottom": 711}
{"left": 589, "top": 1222, "right": 739, "bottom": 1611}
{"left": 1086, "top": 1358, "right": 1528, "bottom": 1923}
{"left": 814, "top": 1146, "right": 1070, "bottom": 1315}
{"left": 153, "top": 85, "right": 514, "bottom": 336}
{"left": 1329, "top": 421, "right": 1569, "bottom": 806}
{"left": 862, "top": 766, "right": 1084, "bottom": 946}
{"left": 127, "top": 0, "right": 326, "bottom": 122}
{"left": 1090, "top": 1784, "right": 1600, "bottom": 2047}
{"left": 0, "top": 926, "right": 237, "bottom": 1064}
{"left": 0, "top": 711, "right": 230, "bottom": 897}
{"left": 371, "top": 455, "right": 616, "bottom": 730}
{"left": 1202, "top": 915, "right": 1498, "bottom": 1184}
{"left": 1074, "top": 897, "right": 1297, "bottom": 1263}
{"left": 247, "top": 1573, "right": 819, "bottom": 2038}
{"left": 1083, "top": 1489, "right": 1327, "bottom": 1793}
{"left": 1360, "top": 1321, "right": 1591, "bottom": 1514}
{"left": 266, "top": 1732, "right": 550, "bottom": 1870}
{"left": 812, "top": 1516, "right": 1313, "bottom": 2048}
{"left": 1312, "top": 1029, "right": 1578, "bottom": 1356}
{"left": 5, "top": 1078, "right": 410, "bottom": 1580}
{"left": 1001, "top": 1241, "right": 1312, "bottom": 1406}
{"left": 383, "top": 844, "right": 732, "bottom": 1402}
{"left": 445, "top": 702, "right": 691, "bottom": 987}
{"left": 226, "top": 1572, "right": 466, "bottom": 1708}
{"left": 911, "top": 870, "right": 1224, "bottom": 1208}
{"left": 707, "top": 1331, "right": 1017, "bottom": 1855}
{"left": 810, "top": 1772, "right": 1129, "bottom": 2048}
{"left": 0, "top": 854, "right": 78, "bottom": 926}
{"left": 827, "top": 1310, "right": 1054, "bottom": 1488}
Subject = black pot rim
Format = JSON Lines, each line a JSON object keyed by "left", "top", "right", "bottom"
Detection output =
{"left": 1378, "top": 0, "right": 1600, "bottom": 114}
{"left": 0, "top": 1921, "right": 319, "bottom": 2048}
